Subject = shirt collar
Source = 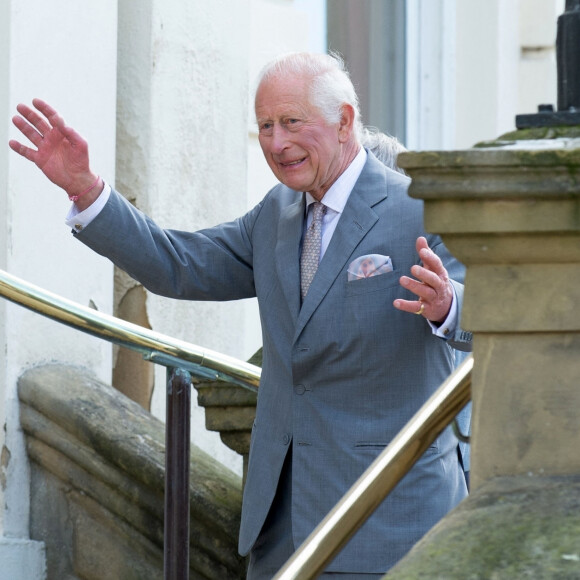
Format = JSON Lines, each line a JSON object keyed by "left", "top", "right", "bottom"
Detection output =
{"left": 304, "top": 147, "right": 367, "bottom": 214}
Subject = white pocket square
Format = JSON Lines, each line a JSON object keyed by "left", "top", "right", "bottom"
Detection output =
{"left": 347, "top": 254, "right": 393, "bottom": 281}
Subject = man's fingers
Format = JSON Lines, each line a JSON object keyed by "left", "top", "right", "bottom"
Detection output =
{"left": 16, "top": 102, "right": 52, "bottom": 136}
{"left": 398, "top": 236, "right": 453, "bottom": 323}
{"left": 419, "top": 247, "right": 449, "bottom": 283}
{"left": 33, "top": 100, "right": 86, "bottom": 149}
{"left": 58, "top": 122, "right": 86, "bottom": 149}
{"left": 8, "top": 139, "right": 36, "bottom": 162}
{"left": 393, "top": 298, "right": 427, "bottom": 316}
{"left": 12, "top": 114, "right": 44, "bottom": 146}
{"left": 32, "top": 99, "right": 69, "bottom": 135}
{"left": 400, "top": 275, "right": 431, "bottom": 300}
{"left": 31, "top": 98, "right": 59, "bottom": 123}
{"left": 14, "top": 100, "right": 86, "bottom": 154}
{"left": 415, "top": 236, "right": 429, "bottom": 253}
{"left": 419, "top": 246, "right": 441, "bottom": 268}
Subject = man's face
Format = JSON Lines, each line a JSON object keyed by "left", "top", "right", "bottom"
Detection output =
{"left": 255, "top": 74, "right": 353, "bottom": 201}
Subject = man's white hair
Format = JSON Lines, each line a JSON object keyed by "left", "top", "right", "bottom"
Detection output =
{"left": 255, "top": 51, "right": 363, "bottom": 143}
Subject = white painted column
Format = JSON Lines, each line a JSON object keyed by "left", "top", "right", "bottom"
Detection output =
{"left": 406, "top": 0, "right": 560, "bottom": 151}
{"left": 454, "top": 0, "right": 520, "bottom": 148}
{"left": 141, "top": 0, "right": 319, "bottom": 476}
{"left": 518, "top": 0, "right": 565, "bottom": 116}
{"left": 406, "top": 0, "right": 457, "bottom": 151}
{"left": 116, "top": 0, "right": 253, "bottom": 476}
{"left": 2, "top": 1, "right": 118, "bottom": 577}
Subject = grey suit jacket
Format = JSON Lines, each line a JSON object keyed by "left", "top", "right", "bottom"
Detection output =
{"left": 77, "top": 152, "right": 472, "bottom": 573}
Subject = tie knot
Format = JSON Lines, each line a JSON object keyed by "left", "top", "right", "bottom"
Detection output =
{"left": 312, "top": 202, "right": 326, "bottom": 221}
{"left": 312, "top": 201, "right": 326, "bottom": 219}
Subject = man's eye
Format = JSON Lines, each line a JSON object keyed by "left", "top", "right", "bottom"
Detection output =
{"left": 259, "top": 122, "right": 273, "bottom": 134}
{"left": 283, "top": 118, "right": 301, "bottom": 130}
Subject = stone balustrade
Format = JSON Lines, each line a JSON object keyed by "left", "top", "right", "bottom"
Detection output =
{"left": 19, "top": 364, "right": 246, "bottom": 580}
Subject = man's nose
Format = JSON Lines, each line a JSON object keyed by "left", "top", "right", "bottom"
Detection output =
{"left": 270, "top": 124, "right": 289, "bottom": 154}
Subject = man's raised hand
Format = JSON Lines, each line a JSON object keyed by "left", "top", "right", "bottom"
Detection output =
{"left": 9, "top": 99, "right": 100, "bottom": 203}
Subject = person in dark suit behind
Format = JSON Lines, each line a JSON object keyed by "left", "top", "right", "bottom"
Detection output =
{"left": 10, "top": 51, "right": 472, "bottom": 578}
{"left": 361, "top": 126, "right": 408, "bottom": 175}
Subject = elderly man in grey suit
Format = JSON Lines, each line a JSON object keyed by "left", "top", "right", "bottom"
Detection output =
{"left": 10, "top": 52, "right": 471, "bottom": 578}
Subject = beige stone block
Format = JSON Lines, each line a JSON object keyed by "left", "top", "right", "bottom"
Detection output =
{"left": 471, "top": 333, "right": 580, "bottom": 486}
{"left": 463, "top": 264, "right": 580, "bottom": 332}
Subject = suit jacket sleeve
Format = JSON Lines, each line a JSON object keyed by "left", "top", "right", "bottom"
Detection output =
{"left": 75, "top": 187, "right": 260, "bottom": 302}
{"left": 425, "top": 234, "right": 472, "bottom": 352}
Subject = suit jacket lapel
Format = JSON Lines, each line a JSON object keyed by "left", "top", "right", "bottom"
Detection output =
{"left": 294, "top": 154, "right": 390, "bottom": 340}
{"left": 275, "top": 195, "right": 305, "bottom": 324}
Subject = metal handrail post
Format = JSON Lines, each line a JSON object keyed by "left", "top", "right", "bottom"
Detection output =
{"left": 165, "top": 367, "right": 192, "bottom": 580}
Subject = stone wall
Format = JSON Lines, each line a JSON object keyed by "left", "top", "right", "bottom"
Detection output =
{"left": 18, "top": 364, "right": 245, "bottom": 580}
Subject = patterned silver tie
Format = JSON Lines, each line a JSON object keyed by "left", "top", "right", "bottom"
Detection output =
{"left": 300, "top": 202, "right": 326, "bottom": 300}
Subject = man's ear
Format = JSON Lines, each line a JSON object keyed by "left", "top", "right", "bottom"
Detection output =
{"left": 338, "top": 104, "right": 355, "bottom": 143}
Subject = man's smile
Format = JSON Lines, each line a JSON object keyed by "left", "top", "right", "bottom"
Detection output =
{"left": 279, "top": 157, "right": 307, "bottom": 167}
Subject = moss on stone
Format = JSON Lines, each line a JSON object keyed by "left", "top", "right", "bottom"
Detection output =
{"left": 486, "top": 125, "right": 580, "bottom": 143}
{"left": 386, "top": 476, "right": 580, "bottom": 579}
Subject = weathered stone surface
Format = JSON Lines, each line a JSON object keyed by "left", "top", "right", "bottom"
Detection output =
{"left": 484, "top": 124, "right": 580, "bottom": 143}
{"left": 193, "top": 348, "right": 260, "bottom": 482}
{"left": 392, "top": 128, "right": 580, "bottom": 579}
{"left": 19, "top": 363, "right": 245, "bottom": 580}
{"left": 471, "top": 334, "right": 580, "bottom": 480}
{"left": 386, "top": 475, "right": 580, "bottom": 579}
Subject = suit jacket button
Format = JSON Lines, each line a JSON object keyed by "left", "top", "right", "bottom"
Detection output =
{"left": 294, "top": 384, "right": 305, "bottom": 395}
{"left": 283, "top": 434, "right": 291, "bottom": 445}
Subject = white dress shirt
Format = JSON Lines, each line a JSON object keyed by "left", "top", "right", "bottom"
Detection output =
{"left": 65, "top": 182, "right": 112, "bottom": 232}
{"left": 303, "top": 146, "right": 368, "bottom": 260}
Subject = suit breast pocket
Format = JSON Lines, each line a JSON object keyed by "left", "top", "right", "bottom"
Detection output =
{"left": 342, "top": 268, "right": 412, "bottom": 350}
{"left": 345, "top": 270, "right": 400, "bottom": 297}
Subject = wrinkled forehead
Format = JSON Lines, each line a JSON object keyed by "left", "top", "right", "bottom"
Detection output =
{"left": 254, "top": 73, "right": 318, "bottom": 120}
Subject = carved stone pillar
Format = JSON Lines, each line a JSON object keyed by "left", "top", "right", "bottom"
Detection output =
{"left": 193, "top": 348, "right": 260, "bottom": 486}
{"left": 386, "top": 132, "right": 580, "bottom": 578}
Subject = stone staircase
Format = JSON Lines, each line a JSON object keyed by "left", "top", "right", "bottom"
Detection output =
{"left": 19, "top": 363, "right": 250, "bottom": 580}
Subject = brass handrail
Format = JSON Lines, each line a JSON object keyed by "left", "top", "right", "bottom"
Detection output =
{"left": 0, "top": 268, "right": 260, "bottom": 391}
{"left": 0, "top": 266, "right": 473, "bottom": 580}
{"left": 274, "top": 354, "right": 473, "bottom": 579}
{"left": 0, "top": 266, "right": 261, "bottom": 580}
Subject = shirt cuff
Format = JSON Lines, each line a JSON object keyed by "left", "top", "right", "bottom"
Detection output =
{"left": 65, "top": 182, "right": 112, "bottom": 233}
{"left": 428, "top": 285, "right": 459, "bottom": 339}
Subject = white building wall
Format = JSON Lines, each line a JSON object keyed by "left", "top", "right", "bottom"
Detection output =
{"left": 456, "top": 0, "right": 564, "bottom": 145}
{"left": 118, "top": 0, "right": 254, "bottom": 475}
{"left": 454, "top": 0, "right": 520, "bottom": 148}
{"left": 3, "top": 1, "right": 118, "bottom": 577}
{"left": 406, "top": 0, "right": 457, "bottom": 150}
{"left": 518, "top": 0, "right": 565, "bottom": 116}
{"left": 408, "top": 0, "right": 564, "bottom": 151}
